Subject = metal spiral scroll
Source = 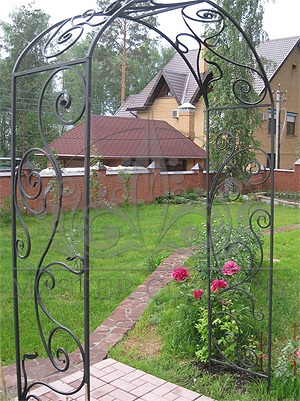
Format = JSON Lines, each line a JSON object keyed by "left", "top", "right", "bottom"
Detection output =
{"left": 13, "top": 61, "right": 89, "bottom": 401}
{"left": 208, "top": 129, "right": 272, "bottom": 373}
{"left": 20, "top": 260, "right": 85, "bottom": 400}
{"left": 177, "top": 2, "right": 268, "bottom": 105}
{"left": 11, "top": 1, "right": 275, "bottom": 398}
{"left": 15, "top": 152, "right": 86, "bottom": 399}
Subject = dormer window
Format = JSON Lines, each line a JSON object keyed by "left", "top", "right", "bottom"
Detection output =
{"left": 158, "top": 82, "right": 172, "bottom": 97}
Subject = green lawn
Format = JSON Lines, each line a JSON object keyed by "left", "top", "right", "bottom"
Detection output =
{"left": 1, "top": 202, "right": 205, "bottom": 365}
{"left": 0, "top": 201, "right": 299, "bottom": 380}
{"left": 109, "top": 204, "right": 300, "bottom": 401}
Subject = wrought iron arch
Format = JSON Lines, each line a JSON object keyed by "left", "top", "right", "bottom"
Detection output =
{"left": 11, "top": 1, "right": 275, "bottom": 399}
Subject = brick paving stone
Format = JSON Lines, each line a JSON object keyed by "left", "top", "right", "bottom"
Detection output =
{"left": 61, "top": 371, "right": 84, "bottom": 384}
{"left": 27, "top": 385, "right": 50, "bottom": 397}
{"left": 100, "top": 369, "right": 127, "bottom": 383}
{"left": 109, "top": 387, "right": 137, "bottom": 401}
{"left": 93, "top": 395, "right": 115, "bottom": 401}
{"left": 109, "top": 378, "right": 137, "bottom": 392}
{"left": 90, "top": 366, "right": 109, "bottom": 378}
{"left": 68, "top": 379, "right": 84, "bottom": 390}
{"left": 99, "top": 366, "right": 118, "bottom": 375}
{"left": 172, "top": 386, "right": 204, "bottom": 400}
{"left": 129, "top": 377, "right": 146, "bottom": 387}
{"left": 46, "top": 380, "right": 75, "bottom": 393}
{"left": 90, "top": 383, "right": 116, "bottom": 398}
{"left": 130, "top": 381, "right": 158, "bottom": 397}
{"left": 111, "top": 361, "right": 135, "bottom": 373}
{"left": 140, "top": 392, "right": 171, "bottom": 401}
{"left": 163, "top": 391, "right": 181, "bottom": 400}
{"left": 141, "top": 373, "right": 167, "bottom": 386}
{"left": 89, "top": 376, "right": 106, "bottom": 389}
{"left": 122, "top": 369, "right": 145, "bottom": 382}
{"left": 152, "top": 381, "right": 179, "bottom": 396}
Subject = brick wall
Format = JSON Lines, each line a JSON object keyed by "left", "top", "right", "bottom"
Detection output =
{"left": 250, "top": 162, "right": 300, "bottom": 193}
{"left": 1, "top": 162, "right": 299, "bottom": 212}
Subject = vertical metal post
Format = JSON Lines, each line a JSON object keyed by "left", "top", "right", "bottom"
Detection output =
{"left": 267, "top": 104, "right": 275, "bottom": 391}
{"left": 275, "top": 85, "right": 281, "bottom": 169}
{"left": 205, "top": 109, "right": 212, "bottom": 374}
{"left": 83, "top": 56, "right": 92, "bottom": 401}
{"left": 11, "top": 75, "right": 23, "bottom": 401}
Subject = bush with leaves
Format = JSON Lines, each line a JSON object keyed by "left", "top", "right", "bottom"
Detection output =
{"left": 274, "top": 340, "right": 300, "bottom": 383}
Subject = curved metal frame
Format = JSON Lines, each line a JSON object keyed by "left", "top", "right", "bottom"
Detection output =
{"left": 11, "top": 1, "right": 274, "bottom": 399}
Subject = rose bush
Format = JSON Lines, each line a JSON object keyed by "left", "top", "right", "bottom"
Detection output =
{"left": 274, "top": 339, "right": 300, "bottom": 382}
{"left": 171, "top": 266, "right": 191, "bottom": 282}
{"left": 171, "top": 260, "right": 256, "bottom": 364}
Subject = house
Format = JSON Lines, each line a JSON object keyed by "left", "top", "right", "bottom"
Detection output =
{"left": 116, "top": 36, "right": 300, "bottom": 170}
{"left": 47, "top": 115, "right": 206, "bottom": 171}
{"left": 255, "top": 36, "right": 300, "bottom": 169}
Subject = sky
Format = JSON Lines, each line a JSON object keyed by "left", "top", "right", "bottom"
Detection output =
{"left": 0, "top": 0, "right": 299, "bottom": 40}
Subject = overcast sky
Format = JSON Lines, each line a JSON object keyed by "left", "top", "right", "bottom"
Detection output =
{"left": 1, "top": 0, "right": 299, "bottom": 40}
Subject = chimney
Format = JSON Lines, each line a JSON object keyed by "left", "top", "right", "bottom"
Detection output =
{"left": 178, "top": 102, "right": 196, "bottom": 140}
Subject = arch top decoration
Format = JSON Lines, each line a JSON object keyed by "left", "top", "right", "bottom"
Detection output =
{"left": 11, "top": 1, "right": 275, "bottom": 400}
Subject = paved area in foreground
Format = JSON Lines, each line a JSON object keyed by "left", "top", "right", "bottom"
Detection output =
{"left": 28, "top": 358, "right": 216, "bottom": 401}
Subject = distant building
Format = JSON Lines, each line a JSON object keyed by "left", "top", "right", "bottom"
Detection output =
{"left": 116, "top": 36, "right": 300, "bottom": 170}
{"left": 46, "top": 115, "right": 206, "bottom": 171}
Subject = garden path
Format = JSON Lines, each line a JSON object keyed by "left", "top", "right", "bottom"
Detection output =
{"left": 3, "top": 248, "right": 216, "bottom": 400}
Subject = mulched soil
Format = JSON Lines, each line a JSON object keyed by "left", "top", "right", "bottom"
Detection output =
{"left": 192, "top": 360, "right": 261, "bottom": 393}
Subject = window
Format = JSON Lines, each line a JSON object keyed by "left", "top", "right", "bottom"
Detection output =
{"left": 158, "top": 82, "right": 172, "bottom": 98}
{"left": 286, "top": 121, "right": 295, "bottom": 136}
{"left": 286, "top": 112, "right": 297, "bottom": 136}
{"left": 268, "top": 118, "right": 273, "bottom": 135}
{"left": 267, "top": 110, "right": 297, "bottom": 136}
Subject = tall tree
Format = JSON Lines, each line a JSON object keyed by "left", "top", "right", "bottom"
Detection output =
{"left": 94, "top": 0, "right": 174, "bottom": 114}
{"left": 0, "top": 4, "right": 52, "bottom": 157}
{"left": 204, "top": 0, "right": 267, "bottom": 172}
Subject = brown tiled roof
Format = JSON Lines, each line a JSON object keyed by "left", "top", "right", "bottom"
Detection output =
{"left": 256, "top": 36, "right": 300, "bottom": 93}
{"left": 118, "top": 49, "right": 208, "bottom": 114}
{"left": 116, "top": 37, "right": 300, "bottom": 111}
{"left": 49, "top": 115, "right": 206, "bottom": 159}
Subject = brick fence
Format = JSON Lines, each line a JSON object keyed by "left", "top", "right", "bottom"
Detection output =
{"left": 251, "top": 160, "right": 300, "bottom": 193}
{"left": 1, "top": 161, "right": 299, "bottom": 211}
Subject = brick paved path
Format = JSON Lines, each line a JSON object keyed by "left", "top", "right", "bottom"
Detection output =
{"left": 3, "top": 248, "right": 217, "bottom": 400}
{"left": 23, "top": 358, "right": 216, "bottom": 401}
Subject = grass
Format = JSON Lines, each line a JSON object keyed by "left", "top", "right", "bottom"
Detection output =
{"left": 109, "top": 204, "right": 300, "bottom": 401}
{"left": 0, "top": 202, "right": 205, "bottom": 366}
{"left": 0, "top": 200, "right": 299, "bottom": 399}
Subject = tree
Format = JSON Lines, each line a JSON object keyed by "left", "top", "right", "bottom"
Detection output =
{"left": 204, "top": 0, "right": 267, "bottom": 172}
{"left": 93, "top": 0, "right": 174, "bottom": 114}
{"left": 0, "top": 4, "right": 52, "bottom": 157}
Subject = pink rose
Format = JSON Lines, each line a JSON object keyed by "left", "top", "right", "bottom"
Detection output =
{"left": 211, "top": 278, "right": 227, "bottom": 292}
{"left": 171, "top": 266, "right": 191, "bottom": 282}
{"left": 222, "top": 260, "right": 241, "bottom": 276}
{"left": 297, "top": 348, "right": 300, "bottom": 359}
{"left": 193, "top": 289, "right": 204, "bottom": 300}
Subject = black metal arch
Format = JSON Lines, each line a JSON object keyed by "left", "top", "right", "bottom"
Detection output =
{"left": 11, "top": 1, "right": 274, "bottom": 400}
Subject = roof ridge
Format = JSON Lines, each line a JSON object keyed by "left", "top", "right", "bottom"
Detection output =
{"left": 260, "top": 35, "right": 300, "bottom": 43}
{"left": 181, "top": 73, "right": 191, "bottom": 104}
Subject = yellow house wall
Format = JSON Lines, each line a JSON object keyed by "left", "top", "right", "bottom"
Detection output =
{"left": 137, "top": 97, "right": 206, "bottom": 147}
{"left": 256, "top": 46, "right": 300, "bottom": 169}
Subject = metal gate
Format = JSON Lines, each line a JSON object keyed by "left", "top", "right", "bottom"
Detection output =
{"left": 11, "top": 1, "right": 274, "bottom": 399}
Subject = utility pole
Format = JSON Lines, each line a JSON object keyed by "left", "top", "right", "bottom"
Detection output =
{"left": 273, "top": 84, "right": 287, "bottom": 169}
